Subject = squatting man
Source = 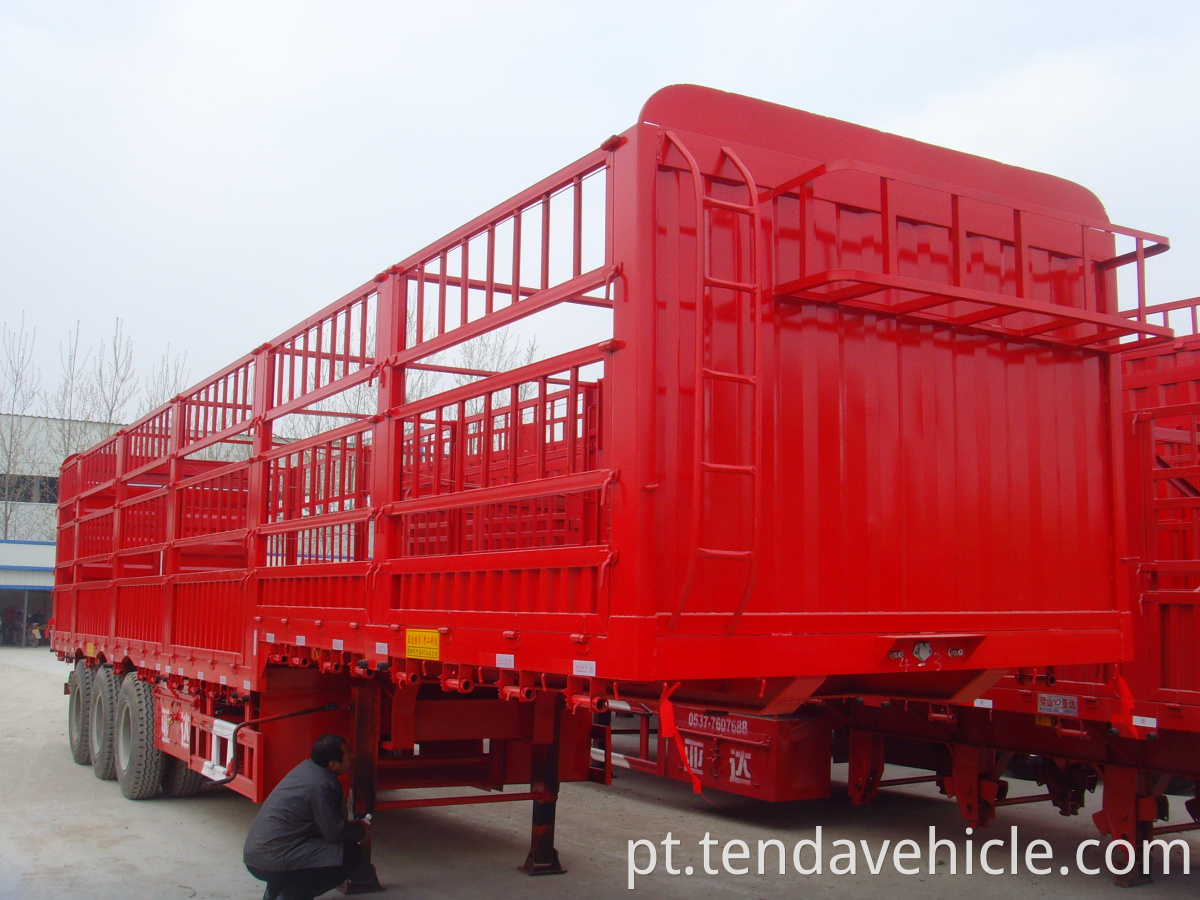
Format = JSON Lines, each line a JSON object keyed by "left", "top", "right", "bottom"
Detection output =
{"left": 243, "top": 734, "right": 371, "bottom": 900}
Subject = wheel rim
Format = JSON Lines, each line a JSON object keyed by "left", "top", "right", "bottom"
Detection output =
{"left": 69, "top": 685, "right": 81, "bottom": 745}
{"left": 89, "top": 692, "right": 102, "bottom": 755}
{"left": 117, "top": 699, "right": 133, "bottom": 774}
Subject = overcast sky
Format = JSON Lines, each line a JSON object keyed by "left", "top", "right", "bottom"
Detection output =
{"left": 2, "top": 0, "right": 1198, "bottom": 416}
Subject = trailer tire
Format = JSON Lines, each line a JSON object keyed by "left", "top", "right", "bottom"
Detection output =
{"left": 89, "top": 665, "right": 119, "bottom": 780}
{"left": 68, "top": 661, "right": 93, "bottom": 765}
{"left": 115, "top": 674, "right": 165, "bottom": 800}
{"left": 161, "top": 755, "right": 207, "bottom": 798}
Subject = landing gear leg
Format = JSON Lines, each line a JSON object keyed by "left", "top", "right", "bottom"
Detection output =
{"left": 343, "top": 684, "right": 383, "bottom": 895}
{"left": 1040, "top": 757, "right": 1096, "bottom": 817}
{"left": 940, "top": 744, "right": 1007, "bottom": 827}
{"left": 1093, "top": 765, "right": 1161, "bottom": 887}
{"left": 520, "top": 694, "right": 566, "bottom": 875}
{"left": 846, "top": 729, "right": 884, "bottom": 806}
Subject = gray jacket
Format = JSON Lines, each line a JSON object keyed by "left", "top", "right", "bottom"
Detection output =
{"left": 243, "top": 760, "right": 364, "bottom": 871}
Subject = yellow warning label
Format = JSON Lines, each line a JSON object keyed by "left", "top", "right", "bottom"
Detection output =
{"left": 405, "top": 629, "right": 440, "bottom": 661}
{"left": 85, "top": 642, "right": 96, "bottom": 658}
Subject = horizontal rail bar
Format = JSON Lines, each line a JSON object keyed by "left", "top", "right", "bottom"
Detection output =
{"left": 374, "top": 790, "right": 551, "bottom": 810}
{"left": 172, "top": 458, "right": 248, "bottom": 493}
{"left": 777, "top": 268, "right": 1173, "bottom": 344}
{"left": 258, "top": 420, "right": 374, "bottom": 464}
{"left": 704, "top": 275, "right": 756, "bottom": 293}
{"left": 387, "top": 544, "right": 610, "bottom": 575}
{"left": 704, "top": 196, "right": 755, "bottom": 215}
{"left": 696, "top": 547, "right": 753, "bottom": 559}
{"left": 766, "top": 158, "right": 1170, "bottom": 247}
{"left": 1122, "top": 295, "right": 1200, "bottom": 319}
{"left": 994, "top": 794, "right": 1052, "bottom": 807}
{"left": 386, "top": 150, "right": 607, "bottom": 277}
{"left": 179, "top": 419, "right": 256, "bottom": 456}
{"left": 382, "top": 468, "right": 615, "bottom": 517}
{"left": 1096, "top": 241, "right": 1172, "bottom": 271}
{"left": 257, "top": 507, "right": 372, "bottom": 536}
{"left": 171, "top": 528, "right": 247, "bottom": 548}
{"left": 254, "top": 561, "right": 371, "bottom": 580}
{"left": 1133, "top": 400, "right": 1200, "bottom": 420}
{"left": 1140, "top": 589, "right": 1200, "bottom": 603}
{"left": 263, "top": 365, "right": 377, "bottom": 424}
{"left": 673, "top": 726, "right": 771, "bottom": 748}
{"left": 121, "top": 457, "right": 172, "bottom": 484}
{"left": 391, "top": 267, "right": 610, "bottom": 365}
{"left": 114, "top": 542, "right": 168, "bottom": 556}
{"left": 702, "top": 368, "right": 755, "bottom": 385}
{"left": 878, "top": 775, "right": 940, "bottom": 787}
{"left": 387, "top": 341, "right": 606, "bottom": 421}
{"left": 699, "top": 462, "right": 754, "bottom": 475}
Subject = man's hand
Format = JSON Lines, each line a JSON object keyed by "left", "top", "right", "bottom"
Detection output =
{"left": 354, "top": 815, "right": 372, "bottom": 844}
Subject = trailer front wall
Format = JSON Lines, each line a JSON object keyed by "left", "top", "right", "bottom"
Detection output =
{"left": 625, "top": 87, "right": 1156, "bottom": 688}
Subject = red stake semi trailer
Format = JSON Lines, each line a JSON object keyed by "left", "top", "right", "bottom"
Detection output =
{"left": 607, "top": 302, "right": 1200, "bottom": 884}
{"left": 51, "top": 86, "right": 1169, "bottom": 880}
{"left": 821, "top": 302, "right": 1200, "bottom": 885}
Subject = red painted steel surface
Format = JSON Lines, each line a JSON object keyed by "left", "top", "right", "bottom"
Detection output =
{"left": 962, "top": 296, "right": 1200, "bottom": 750}
{"left": 53, "top": 87, "right": 1167, "bottom": 767}
{"left": 814, "top": 299, "right": 1200, "bottom": 855}
{"left": 611, "top": 703, "right": 834, "bottom": 803}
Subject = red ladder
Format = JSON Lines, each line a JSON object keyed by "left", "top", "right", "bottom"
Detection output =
{"left": 662, "top": 132, "right": 762, "bottom": 633}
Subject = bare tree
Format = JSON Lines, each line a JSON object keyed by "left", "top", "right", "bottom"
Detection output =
{"left": 455, "top": 326, "right": 537, "bottom": 380}
{"left": 404, "top": 363, "right": 443, "bottom": 404}
{"left": 42, "top": 321, "right": 107, "bottom": 461}
{"left": 91, "top": 318, "right": 138, "bottom": 425}
{"left": 0, "top": 314, "right": 42, "bottom": 539}
{"left": 273, "top": 312, "right": 454, "bottom": 444}
{"left": 454, "top": 326, "right": 538, "bottom": 414}
{"left": 138, "top": 344, "right": 191, "bottom": 417}
{"left": 400, "top": 307, "right": 445, "bottom": 404}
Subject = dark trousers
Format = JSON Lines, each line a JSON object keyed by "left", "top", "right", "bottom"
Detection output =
{"left": 247, "top": 842, "right": 362, "bottom": 900}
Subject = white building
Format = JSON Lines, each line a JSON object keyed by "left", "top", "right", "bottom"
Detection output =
{"left": 0, "top": 538, "right": 54, "bottom": 645}
{"left": 1, "top": 413, "right": 118, "bottom": 541}
{"left": 0, "top": 414, "right": 118, "bottom": 643}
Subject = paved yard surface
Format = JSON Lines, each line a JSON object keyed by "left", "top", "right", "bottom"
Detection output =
{"left": 1, "top": 645, "right": 1196, "bottom": 898}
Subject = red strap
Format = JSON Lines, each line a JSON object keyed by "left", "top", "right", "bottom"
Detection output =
{"left": 659, "top": 682, "right": 702, "bottom": 794}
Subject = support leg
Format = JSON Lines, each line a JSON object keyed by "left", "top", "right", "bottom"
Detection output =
{"left": 1040, "top": 757, "right": 1096, "bottom": 817}
{"left": 846, "top": 729, "right": 885, "bottom": 806}
{"left": 520, "top": 695, "right": 566, "bottom": 875}
{"left": 1092, "top": 765, "right": 1158, "bottom": 887}
{"left": 589, "top": 707, "right": 612, "bottom": 785}
{"left": 1185, "top": 782, "right": 1200, "bottom": 825}
{"left": 343, "top": 683, "right": 383, "bottom": 895}
{"left": 940, "top": 744, "right": 1007, "bottom": 827}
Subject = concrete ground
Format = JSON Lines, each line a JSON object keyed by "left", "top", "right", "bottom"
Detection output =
{"left": 1, "top": 644, "right": 1197, "bottom": 899}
